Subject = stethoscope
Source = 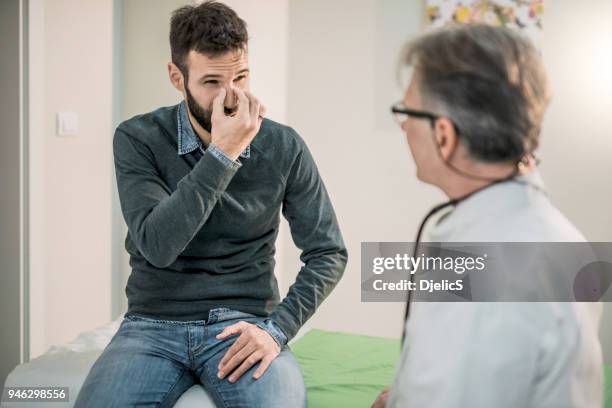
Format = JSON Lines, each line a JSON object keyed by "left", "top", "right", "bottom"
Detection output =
{"left": 400, "top": 152, "right": 548, "bottom": 344}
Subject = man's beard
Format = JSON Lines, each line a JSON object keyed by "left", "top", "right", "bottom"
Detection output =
{"left": 185, "top": 83, "right": 213, "bottom": 133}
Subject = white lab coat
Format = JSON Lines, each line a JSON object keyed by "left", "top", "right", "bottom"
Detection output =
{"left": 387, "top": 172, "right": 603, "bottom": 408}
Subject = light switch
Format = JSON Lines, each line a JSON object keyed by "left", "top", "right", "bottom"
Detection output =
{"left": 56, "top": 112, "right": 79, "bottom": 136}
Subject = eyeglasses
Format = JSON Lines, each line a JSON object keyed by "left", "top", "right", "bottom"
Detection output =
{"left": 390, "top": 101, "right": 461, "bottom": 135}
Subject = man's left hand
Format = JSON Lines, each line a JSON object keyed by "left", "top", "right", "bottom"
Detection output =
{"left": 216, "top": 321, "right": 281, "bottom": 382}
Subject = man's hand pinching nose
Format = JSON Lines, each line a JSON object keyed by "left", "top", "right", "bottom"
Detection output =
{"left": 210, "top": 88, "right": 266, "bottom": 161}
{"left": 216, "top": 321, "right": 281, "bottom": 383}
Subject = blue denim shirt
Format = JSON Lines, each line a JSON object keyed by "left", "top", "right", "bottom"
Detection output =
{"left": 176, "top": 100, "right": 286, "bottom": 345}
{"left": 177, "top": 101, "right": 250, "bottom": 165}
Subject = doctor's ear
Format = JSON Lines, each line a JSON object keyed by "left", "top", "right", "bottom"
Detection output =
{"left": 434, "top": 117, "right": 459, "bottom": 161}
{"left": 168, "top": 62, "right": 185, "bottom": 92}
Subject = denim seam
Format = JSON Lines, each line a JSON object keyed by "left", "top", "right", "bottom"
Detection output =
{"left": 190, "top": 326, "right": 206, "bottom": 356}
{"left": 124, "top": 315, "right": 170, "bottom": 325}
{"left": 202, "top": 360, "right": 230, "bottom": 408}
{"left": 191, "top": 323, "right": 210, "bottom": 357}
{"left": 187, "top": 327, "right": 194, "bottom": 367}
{"left": 125, "top": 314, "right": 206, "bottom": 325}
{"left": 156, "top": 367, "right": 188, "bottom": 408}
{"left": 212, "top": 312, "right": 259, "bottom": 323}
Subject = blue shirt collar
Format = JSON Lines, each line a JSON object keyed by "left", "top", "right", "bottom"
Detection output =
{"left": 177, "top": 100, "right": 250, "bottom": 158}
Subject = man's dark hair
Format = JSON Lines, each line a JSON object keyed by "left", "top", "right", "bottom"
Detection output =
{"left": 170, "top": 1, "right": 248, "bottom": 77}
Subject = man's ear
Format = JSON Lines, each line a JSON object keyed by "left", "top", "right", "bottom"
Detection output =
{"left": 168, "top": 62, "right": 185, "bottom": 93}
{"left": 434, "top": 117, "right": 459, "bottom": 161}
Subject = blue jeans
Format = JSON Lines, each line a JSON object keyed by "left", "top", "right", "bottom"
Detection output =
{"left": 74, "top": 308, "right": 306, "bottom": 407}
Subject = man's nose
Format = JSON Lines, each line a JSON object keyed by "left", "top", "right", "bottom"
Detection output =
{"left": 223, "top": 86, "right": 238, "bottom": 114}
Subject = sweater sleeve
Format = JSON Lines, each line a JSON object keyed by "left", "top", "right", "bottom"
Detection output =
{"left": 269, "top": 131, "right": 348, "bottom": 340}
{"left": 113, "top": 127, "right": 240, "bottom": 268}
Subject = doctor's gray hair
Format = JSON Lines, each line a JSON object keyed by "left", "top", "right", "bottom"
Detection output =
{"left": 401, "top": 24, "right": 550, "bottom": 163}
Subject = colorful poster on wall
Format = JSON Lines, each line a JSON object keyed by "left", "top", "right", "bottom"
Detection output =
{"left": 426, "top": 0, "right": 544, "bottom": 44}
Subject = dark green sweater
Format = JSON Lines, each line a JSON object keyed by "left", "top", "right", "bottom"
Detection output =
{"left": 114, "top": 102, "right": 347, "bottom": 340}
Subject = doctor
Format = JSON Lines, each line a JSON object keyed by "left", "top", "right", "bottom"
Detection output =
{"left": 372, "top": 24, "right": 603, "bottom": 408}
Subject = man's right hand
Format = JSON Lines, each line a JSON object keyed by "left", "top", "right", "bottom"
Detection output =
{"left": 211, "top": 88, "right": 266, "bottom": 161}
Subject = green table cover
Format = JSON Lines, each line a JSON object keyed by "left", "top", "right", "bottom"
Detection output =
{"left": 292, "top": 329, "right": 400, "bottom": 408}
{"left": 292, "top": 329, "right": 612, "bottom": 408}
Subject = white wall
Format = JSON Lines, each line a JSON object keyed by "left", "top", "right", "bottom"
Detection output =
{"left": 283, "top": 0, "right": 433, "bottom": 339}
{"left": 28, "top": 0, "right": 47, "bottom": 360}
{"left": 540, "top": 0, "right": 612, "bottom": 362}
{"left": 28, "top": 0, "right": 114, "bottom": 358}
